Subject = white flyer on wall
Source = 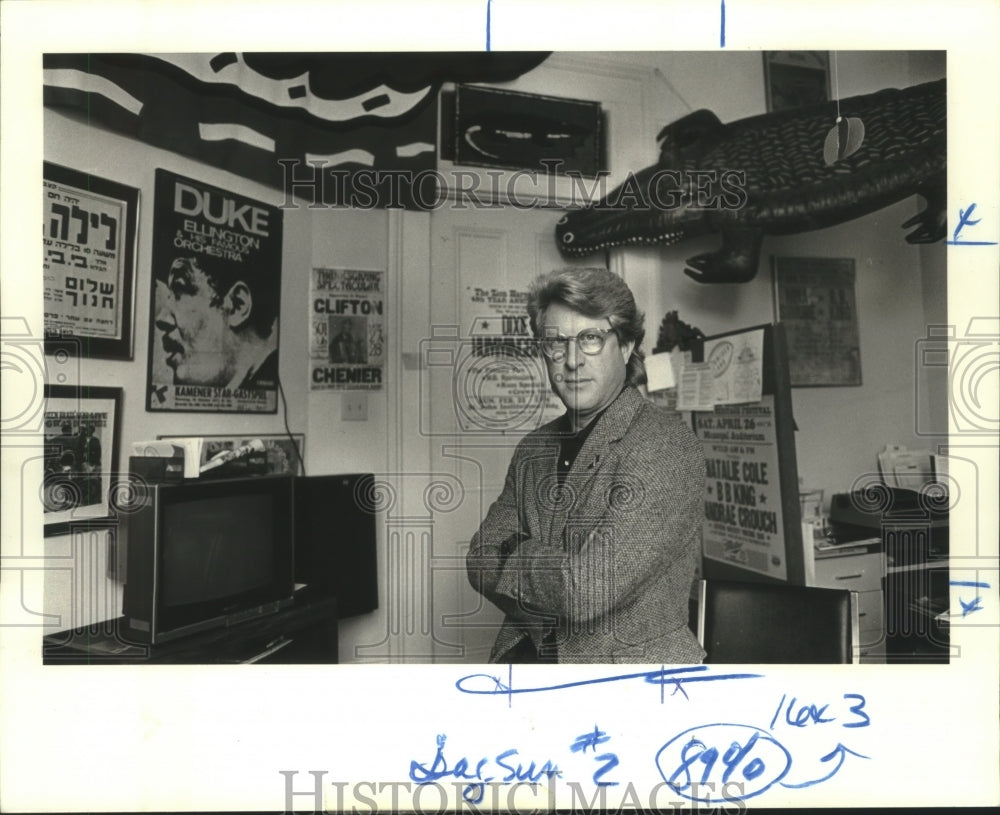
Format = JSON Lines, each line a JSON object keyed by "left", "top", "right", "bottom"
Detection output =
{"left": 309, "top": 267, "right": 386, "bottom": 390}
{"left": 459, "top": 283, "right": 565, "bottom": 432}
{"left": 703, "top": 329, "right": 764, "bottom": 406}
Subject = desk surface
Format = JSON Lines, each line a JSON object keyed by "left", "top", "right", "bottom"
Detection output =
{"left": 43, "top": 589, "right": 339, "bottom": 664}
{"left": 886, "top": 557, "right": 951, "bottom": 574}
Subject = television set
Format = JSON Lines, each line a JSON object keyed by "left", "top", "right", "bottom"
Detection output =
{"left": 121, "top": 475, "right": 296, "bottom": 644}
{"left": 294, "top": 473, "right": 378, "bottom": 617}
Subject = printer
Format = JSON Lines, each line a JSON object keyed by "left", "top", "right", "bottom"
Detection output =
{"left": 828, "top": 487, "right": 949, "bottom": 566}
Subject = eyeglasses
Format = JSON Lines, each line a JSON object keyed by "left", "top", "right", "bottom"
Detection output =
{"left": 539, "top": 327, "right": 618, "bottom": 361}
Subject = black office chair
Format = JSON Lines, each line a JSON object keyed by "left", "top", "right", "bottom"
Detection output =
{"left": 696, "top": 579, "right": 859, "bottom": 664}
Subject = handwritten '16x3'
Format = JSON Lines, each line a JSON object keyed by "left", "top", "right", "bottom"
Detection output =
{"left": 769, "top": 693, "right": 870, "bottom": 730}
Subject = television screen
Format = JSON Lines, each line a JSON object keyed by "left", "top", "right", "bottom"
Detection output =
{"left": 161, "top": 494, "right": 276, "bottom": 614}
{"left": 123, "top": 475, "right": 295, "bottom": 643}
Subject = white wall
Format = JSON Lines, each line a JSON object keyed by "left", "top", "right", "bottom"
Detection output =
{"left": 304, "top": 205, "right": 395, "bottom": 661}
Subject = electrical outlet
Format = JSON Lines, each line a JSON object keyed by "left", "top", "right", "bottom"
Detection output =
{"left": 342, "top": 392, "right": 368, "bottom": 421}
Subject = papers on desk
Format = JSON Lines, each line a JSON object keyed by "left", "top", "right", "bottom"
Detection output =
{"left": 814, "top": 536, "right": 881, "bottom": 554}
{"left": 878, "top": 444, "right": 937, "bottom": 491}
{"left": 130, "top": 438, "right": 202, "bottom": 478}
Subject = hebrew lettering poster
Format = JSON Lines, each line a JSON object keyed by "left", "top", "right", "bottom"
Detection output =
{"left": 309, "top": 267, "right": 385, "bottom": 390}
{"left": 42, "top": 163, "right": 139, "bottom": 359}
{"left": 695, "top": 395, "right": 788, "bottom": 579}
{"left": 146, "top": 169, "right": 284, "bottom": 413}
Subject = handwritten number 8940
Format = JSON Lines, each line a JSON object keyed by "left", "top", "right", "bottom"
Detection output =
{"left": 656, "top": 724, "right": 792, "bottom": 803}
{"left": 669, "top": 732, "right": 767, "bottom": 788}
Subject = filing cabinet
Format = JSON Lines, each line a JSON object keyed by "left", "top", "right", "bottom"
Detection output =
{"left": 813, "top": 545, "right": 886, "bottom": 664}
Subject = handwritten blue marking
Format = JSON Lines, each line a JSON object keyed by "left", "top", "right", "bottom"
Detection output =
{"left": 568, "top": 726, "right": 620, "bottom": 786}
{"left": 779, "top": 743, "right": 869, "bottom": 789}
{"left": 842, "top": 694, "right": 870, "bottom": 728}
{"left": 782, "top": 697, "right": 834, "bottom": 727}
{"left": 592, "top": 753, "right": 620, "bottom": 786}
{"left": 456, "top": 665, "right": 761, "bottom": 697}
{"left": 409, "top": 733, "right": 561, "bottom": 801}
{"left": 961, "top": 596, "right": 984, "bottom": 616}
{"left": 570, "top": 725, "right": 610, "bottom": 754}
{"left": 656, "top": 723, "right": 791, "bottom": 803}
{"left": 771, "top": 692, "right": 868, "bottom": 729}
{"left": 720, "top": 0, "right": 726, "bottom": 48}
{"left": 496, "top": 748, "right": 560, "bottom": 783}
{"left": 953, "top": 203, "right": 981, "bottom": 239}
{"left": 671, "top": 675, "right": 690, "bottom": 700}
{"left": 947, "top": 203, "right": 998, "bottom": 245}
{"left": 486, "top": 0, "right": 492, "bottom": 51}
{"left": 409, "top": 734, "right": 494, "bottom": 786}
{"left": 951, "top": 580, "right": 991, "bottom": 588}
{"left": 770, "top": 694, "right": 786, "bottom": 730}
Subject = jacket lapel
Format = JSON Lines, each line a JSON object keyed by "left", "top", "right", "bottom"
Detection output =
{"left": 549, "top": 388, "right": 645, "bottom": 549}
{"left": 521, "top": 439, "right": 560, "bottom": 545}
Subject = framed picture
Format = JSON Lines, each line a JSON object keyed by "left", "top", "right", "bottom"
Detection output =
{"left": 453, "top": 84, "right": 604, "bottom": 177}
{"left": 772, "top": 256, "right": 862, "bottom": 387}
{"left": 157, "top": 433, "right": 304, "bottom": 476}
{"left": 43, "top": 163, "right": 140, "bottom": 360}
{"left": 763, "top": 51, "right": 831, "bottom": 112}
{"left": 43, "top": 385, "right": 123, "bottom": 536}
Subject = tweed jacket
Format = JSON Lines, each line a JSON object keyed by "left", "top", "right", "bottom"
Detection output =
{"left": 467, "top": 386, "right": 706, "bottom": 664}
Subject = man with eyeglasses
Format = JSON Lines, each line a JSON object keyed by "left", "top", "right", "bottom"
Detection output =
{"left": 467, "top": 267, "right": 706, "bottom": 664}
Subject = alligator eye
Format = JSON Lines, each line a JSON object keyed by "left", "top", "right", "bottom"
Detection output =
{"left": 562, "top": 232, "right": 574, "bottom": 244}
{"left": 557, "top": 215, "right": 568, "bottom": 225}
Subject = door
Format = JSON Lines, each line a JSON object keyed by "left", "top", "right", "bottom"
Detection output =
{"left": 423, "top": 203, "right": 597, "bottom": 662}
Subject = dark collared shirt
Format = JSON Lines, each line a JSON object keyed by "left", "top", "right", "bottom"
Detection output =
{"left": 555, "top": 390, "right": 624, "bottom": 484}
{"left": 556, "top": 414, "right": 600, "bottom": 484}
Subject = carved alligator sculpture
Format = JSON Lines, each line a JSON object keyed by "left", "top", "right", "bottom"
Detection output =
{"left": 555, "top": 78, "right": 946, "bottom": 283}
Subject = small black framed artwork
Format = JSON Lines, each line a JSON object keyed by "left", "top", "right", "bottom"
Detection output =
{"left": 43, "top": 163, "right": 140, "bottom": 360}
{"left": 42, "top": 385, "right": 123, "bottom": 536}
{"left": 453, "top": 84, "right": 605, "bottom": 177}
